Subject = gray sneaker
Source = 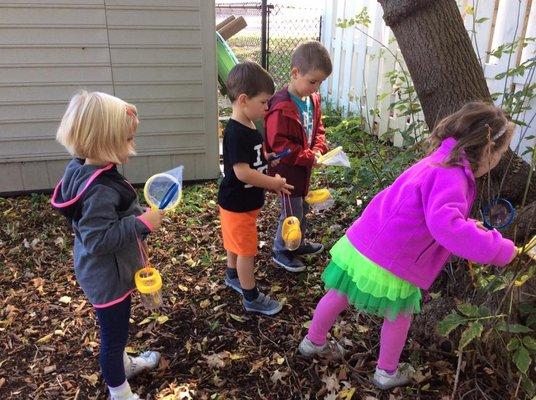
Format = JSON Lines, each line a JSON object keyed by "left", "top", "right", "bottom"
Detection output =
{"left": 298, "top": 336, "right": 344, "bottom": 359}
{"left": 243, "top": 292, "right": 282, "bottom": 315}
{"left": 224, "top": 276, "right": 242, "bottom": 294}
{"left": 293, "top": 241, "right": 324, "bottom": 256}
{"left": 272, "top": 251, "right": 306, "bottom": 273}
{"left": 123, "top": 351, "right": 160, "bottom": 379}
{"left": 373, "top": 363, "right": 414, "bottom": 389}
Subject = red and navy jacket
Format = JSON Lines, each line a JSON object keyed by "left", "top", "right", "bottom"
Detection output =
{"left": 264, "top": 87, "right": 328, "bottom": 197}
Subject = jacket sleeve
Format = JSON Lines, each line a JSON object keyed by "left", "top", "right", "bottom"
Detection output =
{"left": 311, "top": 98, "right": 329, "bottom": 155}
{"left": 421, "top": 167, "right": 515, "bottom": 266}
{"left": 77, "top": 184, "right": 150, "bottom": 256}
{"left": 265, "top": 110, "right": 317, "bottom": 167}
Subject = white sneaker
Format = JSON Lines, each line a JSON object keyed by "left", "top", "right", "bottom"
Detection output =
{"left": 124, "top": 351, "right": 161, "bottom": 379}
{"left": 111, "top": 394, "right": 141, "bottom": 400}
{"left": 108, "top": 381, "right": 142, "bottom": 400}
{"left": 298, "top": 336, "right": 344, "bottom": 358}
{"left": 373, "top": 363, "right": 414, "bottom": 389}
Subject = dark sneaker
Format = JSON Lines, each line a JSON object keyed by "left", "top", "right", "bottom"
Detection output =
{"left": 294, "top": 241, "right": 324, "bottom": 256}
{"left": 272, "top": 251, "right": 306, "bottom": 273}
{"left": 243, "top": 292, "right": 283, "bottom": 315}
{"left": 224, "top": 276, "right": 242, "bottom": 294}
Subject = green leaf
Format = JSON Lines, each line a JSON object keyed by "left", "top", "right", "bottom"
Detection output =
{"left": 497, "top": 321, "right": 533, "bottom": 333}
{"left": 459, "top": 321, "right": 484, "bottom": 349}
{"left": 437, "top": 312, "right": 466, "bottom": 336}
{"left": 513, "top": 346, "right": 531, "bottom": 374}
{"left": 523, "top": 336, "right": 536, "bottom": 351}
{"left": 477, "top": 306, "right": 491, "bottom": 317}
{"left": 526, "top": 314, "right": 536, "bottom": 327}
{"left": 519, "top": 304, "right": 536, "bottom": 315}
{"left": 507, "top": 338, "right": 521, "bottom": 351}
{"left": 521, "top": 376, "right": 536, "bottom": 398}
{"left": 457, "top": 303, "right": 479, "bottom": 317}
{"left": 475, "top": 17, "right": 489, "bottom": 23}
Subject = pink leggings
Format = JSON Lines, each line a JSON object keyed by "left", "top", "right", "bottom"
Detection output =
{"left": 307, "top": 289, "right": 412, "bottom": 372}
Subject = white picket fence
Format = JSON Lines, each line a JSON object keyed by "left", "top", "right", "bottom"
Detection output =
{"left": 320, "top": 0, "right": 536, "bottom": 161}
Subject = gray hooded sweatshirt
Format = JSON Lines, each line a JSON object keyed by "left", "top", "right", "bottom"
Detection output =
{"left": 51, "top": 159, "right": 151, "bottom": 306}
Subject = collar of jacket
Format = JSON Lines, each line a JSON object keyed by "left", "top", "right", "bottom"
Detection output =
{"left": 437, "top": 137, "right": 476, "bottom": 201}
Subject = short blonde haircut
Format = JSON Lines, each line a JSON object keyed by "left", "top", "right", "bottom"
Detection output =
{"left": 56, "top": 90, "right": 138, "bottom": 164}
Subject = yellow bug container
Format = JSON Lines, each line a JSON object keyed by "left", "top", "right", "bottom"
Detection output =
{"left": 135, "top": 266, "right": 163, "bottom": 309}
{"left": 282, "top": 216, "right": 302, "bottom": 251}
{"left": 305, "top": 188, "right": 334, "bottom": 211}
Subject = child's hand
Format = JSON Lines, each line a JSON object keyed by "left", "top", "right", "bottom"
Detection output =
{"left": 312, "top": 151, "right": 323, "bottom": 168}
{"left": 508, "top": 247, "right": 518, "bottom": 264}
{"left": 273, "top": 174, "right": 294, "bottom": 195}
{"left": 475, "top": 220, "right": 489, "bottom": 231}
{"left": 266, "top": 152, "right": 280, "bottom": 167}
{"left": 142, "top": 209, "right": 165, "bottom": 230}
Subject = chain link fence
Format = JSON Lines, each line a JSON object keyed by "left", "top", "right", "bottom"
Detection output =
{"left": 215, "top": 3, "right": 263, "bottom": 66}
{"left": 215, "top": 2, "right": 322, "bottom": 90}
{"left": 267, "top": 4, "right": 322, "bottom": 88}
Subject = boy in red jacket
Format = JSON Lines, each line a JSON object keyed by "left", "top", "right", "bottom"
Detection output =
{"left": 264, "top": 41, "right": 333, "bottom": 272}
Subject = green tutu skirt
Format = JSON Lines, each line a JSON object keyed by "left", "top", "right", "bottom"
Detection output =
{"left": 322, "top": 235, "right": 421, "bottom": 320}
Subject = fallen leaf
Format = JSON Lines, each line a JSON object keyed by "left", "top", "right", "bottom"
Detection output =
{"left": 203, "top": 352, "right": 227, "bottom": 368}
{"left": 36, "top": 333, "right": 53, "bottom": 344}
{"left": 229, "top": 313, "right": 245, "bottom": 322}
{"left": 270, "top": 369, "right": 289, "bottom": 384}
{"left": 81, "top": 373, "right": 99, "bottom": 386}
{"left": 321, "top": 373, "right": 339, "bottom": 392}
{"left": 43, "top": 365, "right": 56, "bottom": 374}
{"left": 338, "top": 387, "right": 356, "bottom": 400}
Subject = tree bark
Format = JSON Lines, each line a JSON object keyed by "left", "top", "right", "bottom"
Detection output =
{"left": 377, "top": 0, "right": 535, "bottom": 242}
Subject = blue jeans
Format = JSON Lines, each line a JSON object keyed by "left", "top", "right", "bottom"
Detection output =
{"left": 273, "top": 195, "right": 309, "bottom": 253}
{"left": 94, "top": 295, "right": 131, "bottom": 387}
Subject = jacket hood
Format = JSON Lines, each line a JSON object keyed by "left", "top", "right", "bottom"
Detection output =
{"left": 51, "top": 159, "right": 115, "bottom": 219}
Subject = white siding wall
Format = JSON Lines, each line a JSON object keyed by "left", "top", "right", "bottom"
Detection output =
{"left": 0, "top": 0, "right": 219, "bottom": 193}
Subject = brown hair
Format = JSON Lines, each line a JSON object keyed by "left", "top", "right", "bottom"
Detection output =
{"left": 291, "top": 40, "right": 333, "bottom": 76}
{"left": 226, "top": 61, "right": 275, "bottom": 103}
{"left": 428, "top": 101, "right": 513, "bottom": 171}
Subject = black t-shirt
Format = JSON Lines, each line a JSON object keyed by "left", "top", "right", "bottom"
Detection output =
{"left": 218, "top": 119, "right": 268, "bottom": 212}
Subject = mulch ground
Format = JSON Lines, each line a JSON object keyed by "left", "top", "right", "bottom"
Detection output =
{"left": 0, "top": 183, "right": 509, "bottom": 399}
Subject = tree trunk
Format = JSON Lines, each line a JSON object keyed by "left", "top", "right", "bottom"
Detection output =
{"left": 377, "top": 0, "right": 535, "bottom": 242}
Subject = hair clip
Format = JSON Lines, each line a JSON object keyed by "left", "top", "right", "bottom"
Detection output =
{"left": 491, "top": 124, "right": 507, "bottom": 141}
{"left": 126, "top": 107, "right": 137, "bottom": 118}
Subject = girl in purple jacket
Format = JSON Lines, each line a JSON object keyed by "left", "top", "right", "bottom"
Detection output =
{"left": 298, "top": 102, "right": 517, "bottom": 389}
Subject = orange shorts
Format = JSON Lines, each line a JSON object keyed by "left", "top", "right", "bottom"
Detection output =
{"left": 219, "top": 206, "right": 260, "bottom": 257}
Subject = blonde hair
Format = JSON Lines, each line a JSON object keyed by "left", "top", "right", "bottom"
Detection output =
{"left": 56, "top": 90, "right": 138, "bottom": 164}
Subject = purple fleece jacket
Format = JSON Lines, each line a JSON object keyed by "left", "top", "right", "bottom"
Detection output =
{"left": 346, "top": 138, "right": 515, "bottom": 290}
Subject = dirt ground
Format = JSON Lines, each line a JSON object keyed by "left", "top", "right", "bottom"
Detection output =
{"left": 0, "top": 183, "right": 509, "bottom": 399}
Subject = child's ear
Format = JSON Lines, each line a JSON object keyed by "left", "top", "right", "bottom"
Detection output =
{"left": 237, "top": 93, "right": 248, "bottom": 105}
{"left": 290, "top": 67, "right": 299, "bottom": 80}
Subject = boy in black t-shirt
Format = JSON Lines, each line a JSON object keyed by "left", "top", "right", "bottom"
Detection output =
{"left": 217, "top": 61, "right": 293, "bottom": 315}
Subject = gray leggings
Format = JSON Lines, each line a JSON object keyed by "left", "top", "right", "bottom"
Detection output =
{"left": 273, "top": 195, "right": 309, "bottom": 253}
